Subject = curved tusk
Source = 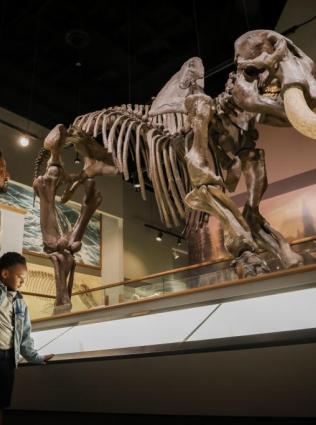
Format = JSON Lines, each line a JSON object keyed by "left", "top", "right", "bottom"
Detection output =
{"left": 283, "top": 86, "right": 316, "bottom": 139}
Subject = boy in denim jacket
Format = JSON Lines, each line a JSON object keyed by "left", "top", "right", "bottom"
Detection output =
{"left": 0, "top": 252, "right": 54, "bottom": 424}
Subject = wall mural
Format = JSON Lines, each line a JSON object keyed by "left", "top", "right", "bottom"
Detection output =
{"left": 0, "top": 180, "right": 101, "bottom": 268}
{"left": 204, "top": 183, "right": 316, "bottom": 262}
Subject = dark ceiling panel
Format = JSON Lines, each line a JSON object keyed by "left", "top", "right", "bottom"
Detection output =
{"left": 0, "top": 0, "right": 287, "bottom": 128}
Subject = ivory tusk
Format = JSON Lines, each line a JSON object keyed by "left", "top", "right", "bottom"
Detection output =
{"left": 283, "top": 86, "right": 316, "bottom": 139}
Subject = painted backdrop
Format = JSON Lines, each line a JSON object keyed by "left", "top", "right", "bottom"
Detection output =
{"left": 204, "top": 183, "right": 316, "bottom": 262}
{"left": 0, "top": 180, "right": 101, "bottom": 268}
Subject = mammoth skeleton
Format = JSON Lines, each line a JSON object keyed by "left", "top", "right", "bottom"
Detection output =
{"left": 33, "top": 30, "right": 315, "bottom": 312}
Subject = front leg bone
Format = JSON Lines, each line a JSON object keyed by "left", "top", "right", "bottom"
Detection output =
{"left": 67, "top": 178, "right": 102, "bottom": 250}
{"left": 33, "top": 165, "right": 63, "bottom": 252}
{"left": 240, "top": 148, "right": 303, "bottom": 268}
{"left": 44, "top": 124, "right": 68, "bottom": 166}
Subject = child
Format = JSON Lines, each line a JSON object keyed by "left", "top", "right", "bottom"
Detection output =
{"left": 0, "top": 252, "right": 54, "bottom": 423}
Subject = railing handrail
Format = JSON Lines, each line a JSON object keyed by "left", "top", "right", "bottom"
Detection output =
{"left": 20, "top": 290, "right": 55, "bottom": 299}
{"left": 31, "top": 261, "right": 316, "bottom": 324}
{"left": 71, "top": 234, "right": 316, "bottom": 293}
{"left": 21, "top": 256, "right": 228, "bottom": 298}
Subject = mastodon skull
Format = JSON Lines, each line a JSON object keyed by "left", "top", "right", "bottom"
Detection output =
{"left": 232, "top": 30, "right": 316, "bottom": 139}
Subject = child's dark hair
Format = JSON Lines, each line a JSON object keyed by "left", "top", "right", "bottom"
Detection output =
{"left": 0, "top": 252, "right": 26, "bottom": 272}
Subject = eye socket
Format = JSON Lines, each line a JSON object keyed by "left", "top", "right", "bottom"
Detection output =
{"left": 243, "top": 66, "right": 265, "bottom": 77}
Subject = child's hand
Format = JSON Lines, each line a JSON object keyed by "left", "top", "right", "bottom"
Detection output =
{"left": 43, "top": 354, "right": 55, "bottom": 363}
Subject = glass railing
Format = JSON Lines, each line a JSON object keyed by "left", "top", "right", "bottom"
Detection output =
{"left": 85, "top": 236, "right": 316, "bottom": 305}
{"left": 23, "top": 288, "right": 108, "bottom": 320}
{"left": 22, "top": 236, "right": 316, "bottom": 321}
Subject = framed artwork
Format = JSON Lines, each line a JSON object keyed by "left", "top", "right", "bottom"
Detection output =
{"left": 0, "top": 180, "right": 102, "bottom": 269}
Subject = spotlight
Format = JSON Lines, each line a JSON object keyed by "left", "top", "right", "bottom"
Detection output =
{"left": 173, "top": 251, "right": 180, "bottom": 260}
{"left": 134, "top": 182, "right": 141, "bottom": 192}
{"left": 156, "top": 231, "right": 163, "bottom": 242}
{"left": 74, "top": 152, "right": 80, "bottom": 165}
{"left": 19, "top": 136, "right": 30, "bottom": 147}
{"left": 177, "top": 237, "right": 182, "bottom": 246}
{"left": 132, "top": 173, "right": 141, "bottom": 192}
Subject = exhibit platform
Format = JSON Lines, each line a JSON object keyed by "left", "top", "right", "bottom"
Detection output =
{"left": 10, "top": 238, "right": 316, "bottom": 417}
{"left": 12, "top": 272, "right": 316, "bottom": 416}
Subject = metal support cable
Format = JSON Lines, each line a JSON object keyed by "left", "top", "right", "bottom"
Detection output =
{"left": 203, "top": 15, "right": 316, "bottom": 82}
{"left": 127, "top": 0, "right": 132, "bottom": 104}
{"left": 26, "top": 8, "right": 40, "bottom": 131}
{"left": 37, "top": 324, "right": 78, "bottom": 352}
{"left": 192, "top": 0, "right": 201, "bottom": 57}
{"left": 182, "top": 303, "right": 222, "bottom": 342}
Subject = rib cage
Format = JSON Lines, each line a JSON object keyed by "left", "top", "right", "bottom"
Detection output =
{"left": 71, "top": 104, "right": 192, "bottom": 228}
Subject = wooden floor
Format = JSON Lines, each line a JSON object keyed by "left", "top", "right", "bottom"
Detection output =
{"left": 4, "top": 411, "right": 316, "bottom": 424}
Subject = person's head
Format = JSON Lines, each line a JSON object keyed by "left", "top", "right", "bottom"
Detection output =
{"left": 0, "top": 252, "right": 27, "bottom": 291}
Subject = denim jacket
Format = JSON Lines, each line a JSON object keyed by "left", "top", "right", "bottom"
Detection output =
{"left": 0, "top": 281, "right": 44, "bottom": 367}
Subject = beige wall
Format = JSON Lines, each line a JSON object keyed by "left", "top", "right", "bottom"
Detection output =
{"left": 257, "top": 125, "right": 316, "bottom": 183}
{"left": 233, "top": 124, "right": 316, "bottom": 195}
{"left": 122, "top": 183, "right": 188, "bottom": 280}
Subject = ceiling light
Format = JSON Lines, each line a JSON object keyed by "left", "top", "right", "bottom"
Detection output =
{"left": 156, "top": 232, "right": 163, "bottom": 242}
{"left": 19, "top": 136, "right": 30, "bottom": 147}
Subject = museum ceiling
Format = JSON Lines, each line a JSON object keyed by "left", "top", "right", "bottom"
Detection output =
{"left": 0, "top": 0, "right": 286, "bottom": 129}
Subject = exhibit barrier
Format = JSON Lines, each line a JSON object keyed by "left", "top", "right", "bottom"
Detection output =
{"left": 21, "top": 234, "right": 316, "bottom": 324}
{"left": 26, "top": 258, "right": 316, "bottom": 360}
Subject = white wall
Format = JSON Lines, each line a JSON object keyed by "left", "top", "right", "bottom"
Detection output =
{"left": 0, "top": 207, "right": 25, "bottom": 255}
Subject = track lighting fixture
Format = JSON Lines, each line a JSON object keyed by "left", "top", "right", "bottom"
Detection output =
{"left": 144, "top": 224, "right": 185, "bottom": 245}
{"left": 74, "top": 152, "right": 81, "bottom": 164}
{"left": 173, "top": 251, "right": 180, "bottom": 260}
{"left": 134, "top": 182, "right": 141, "bottom": 192}
{"left": 156, "top": 232, "right": 163, "bottom": 242}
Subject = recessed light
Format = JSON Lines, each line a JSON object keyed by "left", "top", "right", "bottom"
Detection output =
{"left": 19, "top": 136, "right": 30, "bottom": 147}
